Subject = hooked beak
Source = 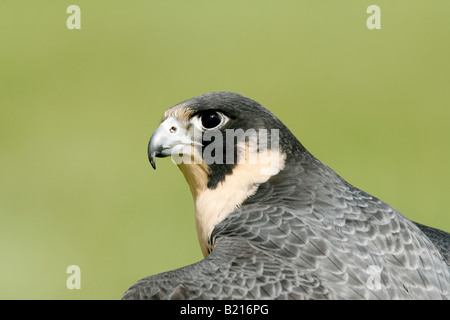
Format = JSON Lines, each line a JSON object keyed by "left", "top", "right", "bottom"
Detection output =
{"left": 147, "top": 117, "right": 200, "bottom": 169}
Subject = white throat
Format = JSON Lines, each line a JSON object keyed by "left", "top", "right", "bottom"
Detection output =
{"left": 178, "top": 149, "right": 286, "bottom": 257}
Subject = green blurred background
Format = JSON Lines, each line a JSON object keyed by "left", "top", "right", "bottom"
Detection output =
{"left": 0, "top": 1, "right": 449, "bottom": 299}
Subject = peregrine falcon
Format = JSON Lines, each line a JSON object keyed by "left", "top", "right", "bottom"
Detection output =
{"left": 122, "top": 92, "right": 450, "bottom": 300}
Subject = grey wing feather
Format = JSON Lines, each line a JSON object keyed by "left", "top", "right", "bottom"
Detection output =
{"left": 216, "top": 209, "right": 450, "bottom": 299}
{"left": 415, "top": 222, "right": 450, "bottom": 266}
{"left": 212, "top": 162, "right": 450, "bottom": 299}
{"left": 122, "top": 237, "right": 330, "bottom": 300}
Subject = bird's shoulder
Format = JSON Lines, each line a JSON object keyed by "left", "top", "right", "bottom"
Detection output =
{"left": 210, "top": 170, "right": 450, "bottom": 299}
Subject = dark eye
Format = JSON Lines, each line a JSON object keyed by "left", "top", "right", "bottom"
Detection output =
{"left": 201, "top": 111, "right": 222, "bottom": 129}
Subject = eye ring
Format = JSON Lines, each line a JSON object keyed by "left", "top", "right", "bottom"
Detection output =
{"left": 200, "top": 110, "right": 223, "bottom": 130}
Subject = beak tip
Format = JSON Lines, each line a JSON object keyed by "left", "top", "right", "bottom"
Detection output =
{"left": 149, "top": 152, "right": 157, "bottom": 170}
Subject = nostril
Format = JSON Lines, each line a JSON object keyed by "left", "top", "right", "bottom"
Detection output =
{"left": 169, "top": 126, "right": 177, "bottom": 134}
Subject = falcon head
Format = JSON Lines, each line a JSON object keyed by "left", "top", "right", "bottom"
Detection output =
{"left": 148, "top": 92, "right": 305, "bottom": 256}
